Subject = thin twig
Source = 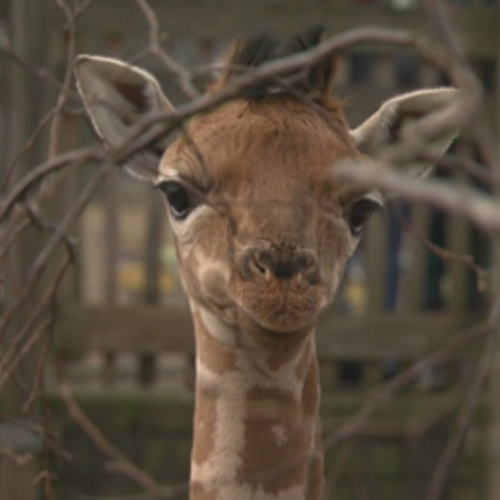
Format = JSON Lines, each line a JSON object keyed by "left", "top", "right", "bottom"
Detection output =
{"left": 60, "top": 384, "right": 188, "bottom": 499}
{"left": 323, "top": 314, "right": 496, "bottom": 451}
{"left": 424, "top": 335, "right": 495, "bottom": 500}
{"left": 0, "top": 164, "right": 111, "bottom": 339}
{"left": 134, "top": 0, "right": 199, "bottom": 99}
{"left": 64, "top": 0, "right": 96, "bottom": 30}
{"left": 391, "top": 204, "right": 491, "bottom": 298}
{"left": 0, "top": 447, "right": 34, "bottom": 466}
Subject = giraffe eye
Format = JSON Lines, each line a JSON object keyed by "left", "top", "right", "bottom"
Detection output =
{"left": 157, "top": 180, "right": 199, "bottom": 220}
{"left": 345, "top": 197, "right": 382, "bottom": 236}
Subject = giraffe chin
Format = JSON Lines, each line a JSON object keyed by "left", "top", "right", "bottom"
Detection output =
{"left": 247, "top": 310, "right": 318, "bottom": 334}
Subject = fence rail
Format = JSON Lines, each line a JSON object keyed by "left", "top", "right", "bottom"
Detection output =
{"left": 54, "top": 307, "right": 477, "bottom": 356}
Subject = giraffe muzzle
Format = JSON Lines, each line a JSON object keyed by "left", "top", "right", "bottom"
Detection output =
{"left": 243, "top": 247, "right": 319, "bottom": 284}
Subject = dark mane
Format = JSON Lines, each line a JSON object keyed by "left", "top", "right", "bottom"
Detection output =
{"left": 287, "top": 26, "right": 336, "bottom": 97}
{"left": 213, "top": 26, "right": 338, "bottom": 104}
{"left": 229, "top": 33, "right": 282, "bottom": 72}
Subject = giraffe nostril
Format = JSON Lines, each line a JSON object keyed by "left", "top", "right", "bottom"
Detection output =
{"left": 251, "top": 250, "right": 273, "bottom": 281}
{"left": 296, "top": 254, "right": 315, "bottom": 272}
{"left": 244, "top": 248, "right": 318, "bottom": 282}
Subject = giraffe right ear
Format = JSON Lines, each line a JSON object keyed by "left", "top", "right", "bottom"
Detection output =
{"left": 75, "top": 55, "right": 174, "bottom": 181}
{"left": 351, "top": 88, "right": 460, "bottom": 178}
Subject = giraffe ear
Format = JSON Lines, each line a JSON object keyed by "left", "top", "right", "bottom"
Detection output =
{"left": 75, "top": 55, "right": 174, "bottom": 181}
{"left": 351, "top": 88, "right": 460, "bottom": 177}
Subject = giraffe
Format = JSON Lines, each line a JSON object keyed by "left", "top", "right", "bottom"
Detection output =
{"left": 75, "top": 29, "right": 458, "bottom": 500}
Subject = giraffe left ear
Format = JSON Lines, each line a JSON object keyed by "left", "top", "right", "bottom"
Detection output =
{"left": 75, "top": 55, "right": 174, "bottom": 181}
{"left": 351, "top": 88, "right": 460, "bottom": 177}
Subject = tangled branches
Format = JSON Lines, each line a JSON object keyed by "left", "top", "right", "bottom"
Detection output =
{"left": 0, "top": 0, "right": 499, "bottom": 499}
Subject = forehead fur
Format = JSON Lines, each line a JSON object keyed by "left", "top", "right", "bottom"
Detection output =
{"left": 165, "top": 97, "right": 357, "bottom": 200}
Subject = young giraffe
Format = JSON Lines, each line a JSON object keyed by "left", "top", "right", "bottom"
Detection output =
{"left": 76, "top": 29, "right": 458, "bottom": 500}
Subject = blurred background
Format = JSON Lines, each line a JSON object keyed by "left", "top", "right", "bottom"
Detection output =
{"left": 0, "top": 0, "right": 498, "bottom": 499}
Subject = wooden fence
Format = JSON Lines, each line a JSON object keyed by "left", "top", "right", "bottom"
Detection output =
{"left": 1, "top": 0, "right": 498, "bottom": 499}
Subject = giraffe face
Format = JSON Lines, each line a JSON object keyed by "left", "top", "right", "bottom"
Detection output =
{"left": 75, "top": 33, "right": 458, "bottom": 336}
{"left": 157, "top": 98, "right": 381, "bottom": 333}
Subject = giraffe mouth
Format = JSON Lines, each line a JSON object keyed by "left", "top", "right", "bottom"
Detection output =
{"left": 230, "top": 277, "right": 327, "bottom": 333}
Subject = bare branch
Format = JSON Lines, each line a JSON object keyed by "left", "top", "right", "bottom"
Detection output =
{"left": 424, "top": 336, "right": 495, "bottom": 500}
{"left": 60, "top": 384, "right": 188, "bottom": 499}
{"left": 0, "top": 447, "right": 34, "bottom": 467}
{"left": 391, "top": 205, "right": 491, "bottom": 297}
{"left": 0, "top": 3, "right": 497, "bottom": 498}
{"left": 337, "top": 160, "right": 500, "bottom": 234}
{"left": 134, "top": 0, "right": 199, "bottom": 99}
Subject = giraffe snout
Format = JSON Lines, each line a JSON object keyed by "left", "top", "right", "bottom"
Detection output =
{"left": 231, "top": 244, "right": 327, "bottom": 332}
{"left": 243, "top": 247, "right": 319, "bottom": 283}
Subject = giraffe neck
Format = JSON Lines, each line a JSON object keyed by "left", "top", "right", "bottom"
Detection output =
{"left": 189, "top": 305, "right": 323, "bottom": 500}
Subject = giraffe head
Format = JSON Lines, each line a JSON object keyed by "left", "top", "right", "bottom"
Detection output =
{"left": 76, "top": 30, "right": 458, "bottom": 337}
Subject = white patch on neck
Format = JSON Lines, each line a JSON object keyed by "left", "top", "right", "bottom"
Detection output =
{"left": 272, "top": 424, "right": 289, "bottom": 448}
{"left": 191, "top": 360, "right": 247, "bottom": 486}
{"left": 199, "top": 307, "right": 238, "bottom": 346}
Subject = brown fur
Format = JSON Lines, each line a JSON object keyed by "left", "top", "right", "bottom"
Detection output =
{"left": 190, "top": 483, "right": 218, "bottom": 500}
{"left": 238, "top": 384, "right": 315, "bottom": 494}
